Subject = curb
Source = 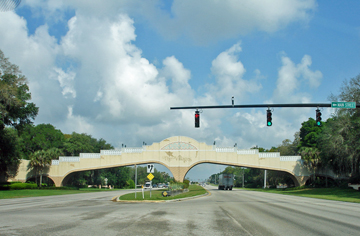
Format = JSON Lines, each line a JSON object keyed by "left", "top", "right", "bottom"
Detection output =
{"left": 113, "top": 188, "right": 211, "bottom": 203}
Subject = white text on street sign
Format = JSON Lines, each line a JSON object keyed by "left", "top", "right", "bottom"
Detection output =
{"left": 331, "top": 102, "right": 356, "bottom": 109}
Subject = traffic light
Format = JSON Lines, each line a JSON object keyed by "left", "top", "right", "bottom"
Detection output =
{"left": 316, "top": 109, "right": 321, "bottom": 126}
{"left": 267, "top": 109, "right": 272, "bottom": 126}
{"left": 195, "top": 111, "right": 200, "bottom": 128}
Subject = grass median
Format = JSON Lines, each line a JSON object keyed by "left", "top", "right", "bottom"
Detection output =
{"left": 119, "top": 184, "right": 207, "bottom": 201}
{"left": 240, "top": 187, "right": 360, "bottom": 203}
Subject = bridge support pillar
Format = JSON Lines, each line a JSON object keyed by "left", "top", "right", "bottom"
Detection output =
{"left": 50, "top": 176, "right": 64, "bottom": 187}
{"left": 295, "top": 176, "right": 311, "bottom": 186}
{"left": 168, "top": 167, "right": 189, "bottom": 182}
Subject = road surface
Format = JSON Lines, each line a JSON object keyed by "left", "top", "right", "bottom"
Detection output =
{"left": 0, "top": 185, "right": 359, "bottom": 235}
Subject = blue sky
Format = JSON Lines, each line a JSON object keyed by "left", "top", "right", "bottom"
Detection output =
{"left": 0, "top": 0, "right": 359, "bottom": 181}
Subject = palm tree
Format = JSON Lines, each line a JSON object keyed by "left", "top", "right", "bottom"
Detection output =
{"left": 29, "top": 150, "right": 52, "bottom": 187}
{"left": 301, "top": 147, "right": 321, "bottom": 185}
{"left": 46, "top": 147, "right": 63, "bottom": 160}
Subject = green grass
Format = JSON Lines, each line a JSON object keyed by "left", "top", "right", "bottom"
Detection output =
{"left": 240, "top": 187, "right": 360, "bottom": 203}
{"left": 119, "top": 184, "right": 207, "bottom": 201}
{"left": 0, "top": 188, "right": 118, "bottom": 199}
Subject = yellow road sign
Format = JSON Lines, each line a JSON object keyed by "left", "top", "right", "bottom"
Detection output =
{"left": 147, "top": 173, "right": 154, "bottom": 181}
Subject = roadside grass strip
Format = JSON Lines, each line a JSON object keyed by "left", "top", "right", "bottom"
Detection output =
{"left": 240, "top": 187, "right": 360, "bottom": 203}
{"left": 0, "top": 188, "right": 118, "bottom": 199}
{"left": 119, "top": 185, "right": 207, "bottom": 201}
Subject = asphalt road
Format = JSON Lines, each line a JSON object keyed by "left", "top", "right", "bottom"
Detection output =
{"left": 0, "top": 186, "right": 360, "bottom": 235}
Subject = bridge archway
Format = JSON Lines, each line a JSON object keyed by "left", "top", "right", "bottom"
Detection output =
{"left": 58, "top": 161, "right": 175, "bottom": 187}
{"left": 25, "top": 174, "right": 56, "bottom": 187}
{"left": 180, "top": 161, "right": 303, "bottom": 186}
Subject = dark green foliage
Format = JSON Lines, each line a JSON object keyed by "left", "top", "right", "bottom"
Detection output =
{"left": 299, "top": 118, "right": 324, "bottom": 148}
{"left": 0, "top": 128, "right": 21, "bottom": 180}
{"left": 63, "top": 132, "right": 113, "bottom": 156}
{"left": 0, "top": 74, "right": 38, "bottom": 130}
{"left": 19, "top": 124, "right": 65, "bottom": 159}
{"left": 183, "top": 179, "right": 190, "bottom": 189}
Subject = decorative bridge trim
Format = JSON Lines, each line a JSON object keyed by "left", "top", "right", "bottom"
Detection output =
{"left": 161, "top": 142, "right": 198, "bottom": 150}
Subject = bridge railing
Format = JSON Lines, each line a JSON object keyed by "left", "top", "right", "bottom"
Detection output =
{"left": 259, "top": 152, "right": 280, "bottom": 158}
{"left": 100, "top": 150, "right": 122, "bottom": 155}
{"left": 52, "top": 160, "right": 59, "bottom": 165}
{"left": 59, "top": 157, "right": 80, "bottom": 162}
{"left": 121, "top": 147, "right": 144, "bottom": 153}
{"left": 216, "top": 147, "right": 235, "bottom": 152}
{"left": 80, "top": 153, "right": 101, "bottom": 158}
{"left": 280, "top": 156, "right": 301, "bottom": 161}
{"left": 237, "top": 149, "right": 258, "bottom": 154}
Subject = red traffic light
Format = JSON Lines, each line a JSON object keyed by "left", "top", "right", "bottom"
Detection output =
{"left": 195, "top": 111, "right": 200, "bottom": 128}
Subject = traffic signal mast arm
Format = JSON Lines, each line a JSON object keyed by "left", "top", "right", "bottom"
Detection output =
{"left": 170, "top": 103, "right": 360, "bottom": 110}
{"left": 172, "top": 103, "right": 358, "bottom": 128}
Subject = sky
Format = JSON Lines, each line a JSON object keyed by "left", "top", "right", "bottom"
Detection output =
{"left": 0, "top": 0, "right": 359, "bottom": 181}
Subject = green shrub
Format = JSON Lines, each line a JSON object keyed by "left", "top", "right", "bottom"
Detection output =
{"left": 9, "top": 182, "right": 38, "bottom": 190}
{"left": 183, "top": 180, "right": 190, "bottom": 189}
{"left": 127, "top": 179, "right": 135, "bottom": 189}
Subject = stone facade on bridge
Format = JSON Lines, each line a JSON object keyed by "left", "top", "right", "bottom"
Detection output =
{"left": 11, "top": 136, "right": 312, "bottom": 186}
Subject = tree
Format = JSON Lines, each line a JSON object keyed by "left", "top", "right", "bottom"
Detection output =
{"left": 0, "top": 49, "right": 38, "bottom": 181}
{"left": 299, "top": 118, "right": 324, "bottom": 148}
{"left": 300, "top": 147, "right": 321, "bottom": 185}
{"left": 318, "top": 114, "right": 360, "bottom": 178}
{"left": 324, "top": 73, "right": 360, "bottom": 179}
{"left": 28, "top": 150, "right": 52, "bottom": 186}
{"left": 63, "top": 132, "right": 114, "bottom": 156}
{"left": 19, "top": 124, "right": 64, "bottom": 159}
{"left": 0, "top": 128, "right": 21, "bottom": 182}
{"left": 277, "top": 132, "right": 300, "bottom": 156}
{"left": 329, "top": 73, "right": 360, "bottom": 116}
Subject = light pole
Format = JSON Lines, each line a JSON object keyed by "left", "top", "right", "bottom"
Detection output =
{"left": 242, "top": 168, "right": 245, "bottom": 188}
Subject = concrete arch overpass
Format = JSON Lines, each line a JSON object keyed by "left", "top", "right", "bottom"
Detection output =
{"left": 12, "top": 136, "right": 312, "bottom": 186}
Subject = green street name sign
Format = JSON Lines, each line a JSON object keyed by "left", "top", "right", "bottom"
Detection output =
{"left": 331, "top": 102, "right": 356, "bottom": 109}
